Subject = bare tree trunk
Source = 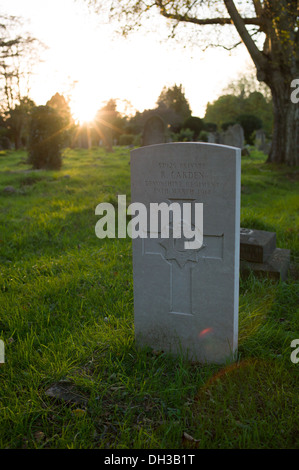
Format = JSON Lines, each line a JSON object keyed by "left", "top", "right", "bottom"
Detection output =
{"left": 267, "top": 76, "right": 299, "bottom": 166}
{"left": 224, "top": 0, "right": 299, "bottom": 166}
{"left": 14, "top": 129, "right": 23, "bottom": 150}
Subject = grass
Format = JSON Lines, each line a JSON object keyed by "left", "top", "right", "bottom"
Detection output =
{"left": 0, "top": 147, "right": 298, "bottom": 449}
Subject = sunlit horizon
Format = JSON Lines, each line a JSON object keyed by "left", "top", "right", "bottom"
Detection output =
{"left": 1, "top": 0, "right": 253, "bottom": 120}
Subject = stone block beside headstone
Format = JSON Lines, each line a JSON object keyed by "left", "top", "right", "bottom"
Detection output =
{"left": 240, "top": 248, "right": 290, "bottom": 281}
{"left": 240, "top": 228, "right": 290, "bottom": 281}
{"left": 240, "top": 228, "right": 276, "bottom": 263}
{"left": 130, "top": 142, "right": 241, "bottom": 364}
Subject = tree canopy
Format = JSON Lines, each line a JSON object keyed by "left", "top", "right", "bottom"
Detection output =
{"left": 205, "top": 73, "right": 273, "bottom": 135}
{"left": 0, "top": 14, "right": 41, "bottom": 112}
{"left": 86, "top": 0, "right": 299, "bottom": 166}
{"left": 157, "top": 84, "right": 191, "bottom": 120}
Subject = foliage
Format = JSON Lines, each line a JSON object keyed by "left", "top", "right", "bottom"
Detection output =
{"left": 86, "top": 0, "right": 299, "bottom": 165}
{"left": 95, "top": 99, "right": 124, "bottom": 148}
{"left": 118, "top": 133, "right": 135, "bottom": 145}
{"left": 125, "top": 84, "right": 192, "bottom": 135}
{"left": 236, "top": 113, "right": 263, "bottom": 145}
{"left": 198, "top": 130, "right": 209, "bottom": 142}
{"left": 171, "top": 127, "right": 194, "bottom": 142}
{"left": 5, "top": 97, "right": 36, "bottom": 149}
{"left": 46, "top": 93, "right": 74, "bottom": 146}
{"left": 223, "top": 68, "right": 272, "bottom": 102}
{"left": 0, "top": 14, "right": 42, "bottom": 112}
{"left": 0, "top": 114, "right": 11, "bottom": 149}
{"left": 203, "top": 122, "right": 218, "bottom": 132}
{"left": 205, "top": 95, "right": 241, "bottom": 129}
{"left": 46, "top": 93, "right": 73, "bottom": 126}
{"left": 222, "top": 121, "right": 237, "bottom": 131}
{"left": 182, "top": 116, "right": 204, "bottom": 140}
{"left": 205, "top": 87, "right": 272, "bottom": 136}
{"left": 27, "top": 105, "right": 65, "bottom": 170}
{"left": 157, "top": 84, "right": 191, "bottom": 122}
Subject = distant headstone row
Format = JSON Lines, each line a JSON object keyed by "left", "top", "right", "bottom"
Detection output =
{"left": 208, "top": 124, "right": 245, "bottom": 150}
{"left": 255, "top": 129, "right": 271, "bottom": 154}
{"left": 142, "top": 116, "right": 246, "bottom": 150}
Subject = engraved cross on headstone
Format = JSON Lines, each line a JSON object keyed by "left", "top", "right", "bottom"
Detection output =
{"left": 142, "top": 199, "right": 224, "bottom": 316}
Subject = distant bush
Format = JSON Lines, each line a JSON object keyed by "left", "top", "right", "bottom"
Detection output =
{"left": 203, "top": 122, "right": 218, "bottom": 132}
{"left": 133, "top": 134, "right": 142, "bottom": 147}
{"left": 171, "top": 128, "right": 194, "bottom": 142}
{"left": 182, "top": 116, "right": 204, "bottom": 140}
{"left": 28, "top": 105, "right": 65, "bottom": 170}
{"left": 236, "top": 114, "right": 263, "bottom": 145}
{"left": 119, "top": 134, "right": 135, "bottom": 146}
{"left": 198, "top": 130, "right": 209, "bottom": 142}
{"left": 0, "top": 127, "right": 11, "bottom": 149}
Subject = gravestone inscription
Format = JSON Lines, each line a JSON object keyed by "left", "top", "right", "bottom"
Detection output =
{"left": 130, "top": 143, "right": 241, "bottom": 363}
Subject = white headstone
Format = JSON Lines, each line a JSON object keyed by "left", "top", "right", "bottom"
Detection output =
{"left": 130, "top": 143, "right": 241, "bottom": 363}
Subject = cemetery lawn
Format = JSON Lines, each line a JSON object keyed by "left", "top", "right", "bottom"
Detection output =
{"left": 0, "top": 147, "right": 298, "bottom": 450}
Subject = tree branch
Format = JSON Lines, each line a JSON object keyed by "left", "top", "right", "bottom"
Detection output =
{"left": 202, "top": 29, "right": 261, "bottom": 52}
{"left": 155, "top": 1, "right": 261, "bottom": 26}
{"left": 223, "top": 0, "right": 268, "bottom": 79}
{"left": 252, "top": 0, "right": 263, "bottom": 17}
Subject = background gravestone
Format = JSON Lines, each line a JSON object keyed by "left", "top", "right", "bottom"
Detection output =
{"left": 255, "top": 129, "right": 271, "bottom": 154}
{"left": 142, "top": 115, "right": 167, "bottom": 147}
{"left": 130, "top": 142, "right": 241, "bottom": 364}
{"left": 222, "top": 124, "right": 244, "bottom": 149}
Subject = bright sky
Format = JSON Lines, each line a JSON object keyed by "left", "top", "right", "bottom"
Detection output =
{"left": 1, "top": 0, "right": 252, "bottom": 121}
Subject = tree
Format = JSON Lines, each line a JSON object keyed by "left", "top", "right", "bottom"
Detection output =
{"left": 28, "top": 106, "right": 65, "bottom": 170}
{"left": 46, "top": 93, "right": 72, "bottom": 125}
{"left": 220, "top": 69, "right": 274, "bottom": 134}
{"left": 0, "top": 14, "right": 42, "bottom": 112}
{"left": 86, "top": 1, "right": 299, "bottom": 166}
{"left": 242, "top": 91, "right": 273, "bottom": 135}
{"left": 156, "top": 84, "right": 192, "bottom": 132}
{"left": 204, "top": 88, "right": 273, "bottom": 135}
{"left": 47, "top": 92, "right": 74, "bottom": 146}
{"left": 157, "top": 84, "right": 191, "bottom": 119}
{"left": 205, "top": 94, "right": 243, "bottom": 128}
{"left": 5, "top": 96, "right": 35, "bottom": 149}
{"left": 95, "top": 99, "right": 124, "bottom": 150}
{"left": 236, "top": 113, "right": 263, "bottom": 144}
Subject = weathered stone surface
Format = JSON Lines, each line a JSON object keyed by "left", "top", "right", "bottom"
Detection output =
{"left": 142, "top": 115, "right": 167, "bottom": 147}
{"left": 240, "top": 247, "right": 290, "bottom": 281}
{"left": 222, "top": 124, "right": 244, "bottom": 149}
{"left": 240, "top": 228, "right": 277, "bottom": 263}
{"left": 130, "top": 142, "right": 241, "bottom": 364}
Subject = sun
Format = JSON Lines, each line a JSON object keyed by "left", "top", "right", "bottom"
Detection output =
{"left": 70, "top": 98, "right": 98, "bottom": 125}
{"left": 70, "top": 88, "right": 99, "bottom": 125}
